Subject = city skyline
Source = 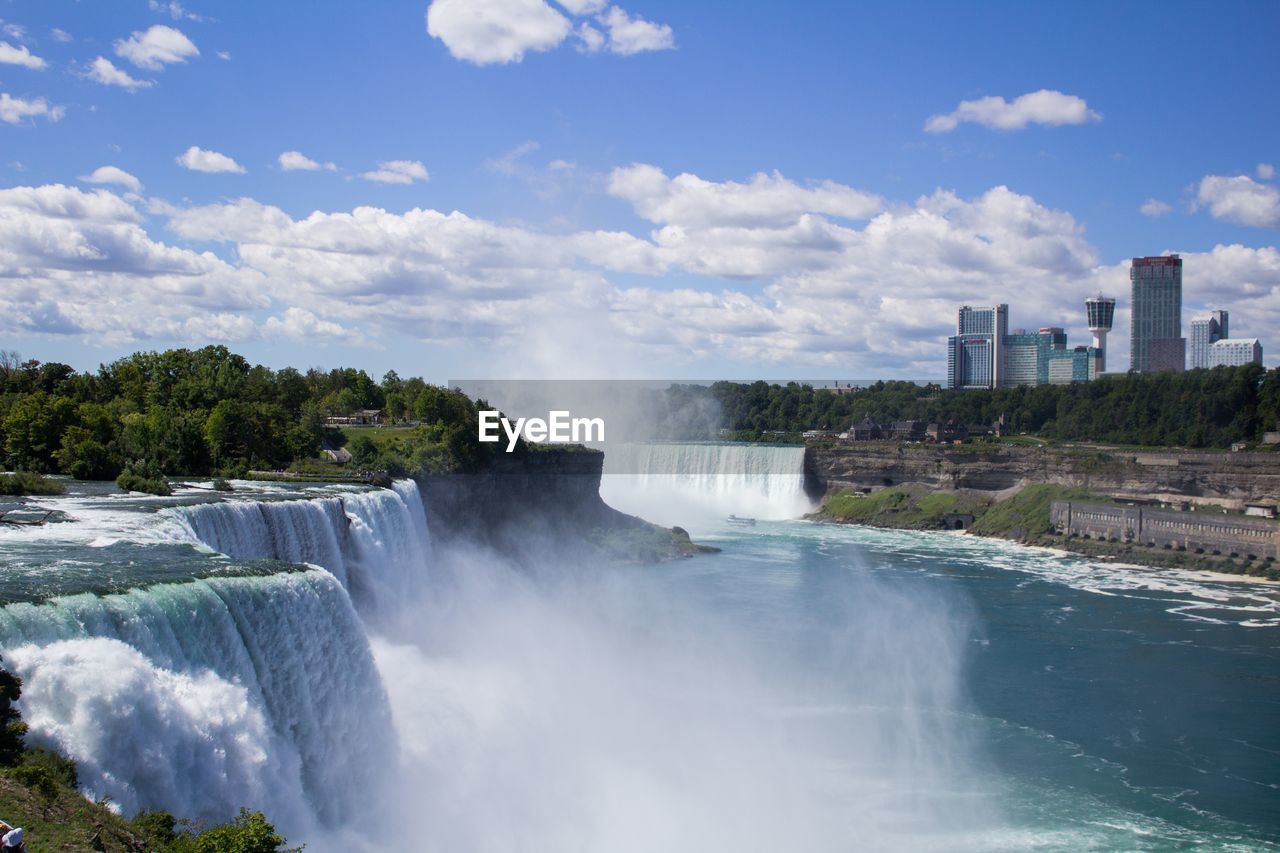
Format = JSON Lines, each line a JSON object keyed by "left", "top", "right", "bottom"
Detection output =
{"left": 0, "top": 1, "right": 1278, "bottom": 382}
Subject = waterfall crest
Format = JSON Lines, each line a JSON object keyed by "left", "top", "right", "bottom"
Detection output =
{"left": 174, "top": 481, "right": 433, "bottom": 620}
{"left": 601, "top": 442, "right": 812, "bottom": 524}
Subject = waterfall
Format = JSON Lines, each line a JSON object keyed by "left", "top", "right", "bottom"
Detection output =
{"left": 600, "top": 443, "right": 812, "bottom": 525}
{"left": 0, "top": 570, "right": 395, "bottom": 838}
{"left": 174, "top": 481, "right": 434, "bottom": 622}
{"left": 0, "top": 480, "right": 436, "bottom": 841}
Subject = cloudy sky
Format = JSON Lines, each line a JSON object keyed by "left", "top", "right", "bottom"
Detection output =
{"left": 1, "top": 0, "right": 1278, "bottom": 381}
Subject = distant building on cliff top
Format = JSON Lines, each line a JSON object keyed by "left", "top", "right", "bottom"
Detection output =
{"left": 946, "top": 302, "right": 1106, "bottom": 389}
{"left": 946, "top": 304, "right": 1008, "bottom": 390}
{"left": 1190, "top": 309, "right": 1264, "bottom": 369}
{"left": 1130, "top": 255, "right": 1185, "bottom": 373}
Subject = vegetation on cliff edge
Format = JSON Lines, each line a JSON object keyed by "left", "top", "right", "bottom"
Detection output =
{"left": 665, "top": 364, "right": 1280, "bottom": 448}
{"left": 0, "top": 345, "right": 520, "bottom": 486}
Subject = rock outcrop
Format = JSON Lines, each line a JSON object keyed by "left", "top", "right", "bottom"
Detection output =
{"left": 416, "top": 447, "right": 714, "bottom": 563}
{"left": 805, "top": 443, "right": 1280, "bottom": 506}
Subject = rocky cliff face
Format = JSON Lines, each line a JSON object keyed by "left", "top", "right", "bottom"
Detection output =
{"left": 415, "top": 448, "right": 708, "bottom": 563}
{"left": 805, "top": 443, "right": 1280, "bottom": 505}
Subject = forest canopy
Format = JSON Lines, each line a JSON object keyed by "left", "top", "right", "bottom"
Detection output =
{"left": 0, "top": 346, "right": 506, "bottom": 480}
{"left": 665, "top": 364, "right": 1279, "bottom": 449}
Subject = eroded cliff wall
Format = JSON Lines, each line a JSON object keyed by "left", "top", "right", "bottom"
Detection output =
{"left": 805, "top": 443, "right": 1280, "bottom": 505}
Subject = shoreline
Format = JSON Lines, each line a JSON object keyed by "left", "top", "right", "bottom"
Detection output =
{"left": 810, "top": 512, "right": 1280, "bottom": 585}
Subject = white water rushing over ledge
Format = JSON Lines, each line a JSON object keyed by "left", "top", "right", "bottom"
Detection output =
{"left": 0, "top": 481, "right": 439, "bottom": 848}
{"left": 600, "top": 442, "right": 814, "bottom": 526}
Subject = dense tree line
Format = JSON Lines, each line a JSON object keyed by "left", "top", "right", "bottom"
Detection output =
{"left": 671, "top": 364, "right": 1280, "bottom": 448}
{"left": 0, "top": 346, "right": 501, "bottom": 479}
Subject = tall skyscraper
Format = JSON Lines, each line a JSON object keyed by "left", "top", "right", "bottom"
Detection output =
{"left": 1189, "top": 309, "right": 1229, "bottom": 369}
{"left": 946, "top": 304, "right": 1007, "bottom": 389}
{"left": 1085, "top": 294, "right": 1116, "bottom": 373}
{"left": 1129, "top": 255, "right": 1184, "bottom": 372}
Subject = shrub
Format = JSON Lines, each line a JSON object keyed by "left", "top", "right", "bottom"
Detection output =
{"left": 178, "top": 808, "right": 300, "bottom": 853}
{"left": 6, "top": 763, "right": 61, "bottom": 804}
{"left": 131, "top": 810, "right": 179, "bottom": 847}
{"left": 0, "top": 471, "right": 65, "bottom": 496}
{"left": 116, "top": 459, "right": 171, "bottom": 496}
{"left": 0, "top": 662, "right": 27, "bottom": 767}
{"left": 20, "top": 745, "right": 78, "bottom": 789}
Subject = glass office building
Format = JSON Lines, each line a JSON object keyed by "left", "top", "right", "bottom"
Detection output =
{"left": 1130, "top": 255, "right": 1185, "bottom": 372}
{"left": 946, "top": 304, "right": 1008, "bottom": 389}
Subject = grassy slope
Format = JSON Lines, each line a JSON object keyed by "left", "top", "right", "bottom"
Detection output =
{"left": 814, "top": 485, "right": 990, "bottom": 530}
{"left": 0, "top": 775, "right": 145, "bottom": 852}
{"left": 967, "top": 484, "right": 1098, "bottom": 538}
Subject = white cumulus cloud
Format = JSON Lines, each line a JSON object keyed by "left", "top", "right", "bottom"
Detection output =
{"left": 50, "top": 28, "right": 73, "bottom": 43}
{"left": 360, "top": 160, "right": 429, "bottom": 184}
{"left": 86, "top": 57, "right": 153, "bottom": 92}
{"left": 1195, "top": 174, "right": 1280, "bottom": 230}
{"left": 574, "top": 22, "right": 605, "bottom": 52}
{"left": 176, "top": 146, "right": 246, "bottom": 174}
{"left": 556, "top": 0, "right": 607, "bottom": 13}
{"left": 1259, "top": 163, "right": 1276, "bottom": 181}
{"left": 6, "top": 166, "right": 1276, "bottom": 374}
{"left": 427, "top": 0, "right": 570, "bottom": 65}
{"left": 608, "top": 164, "right": 883, "bottom": 228}
{"left": 263, "top": 307, "right": 357, "bottom": 342}
{"left": 599, "top": 6, "right": 674, "bottom": 55}
{"left": 115, "top": 24, "right": 199, "bottom": 70}
{"left": 79, "top": 166, "right": 143, "bottom": 193}
{"left": 149, "top": 0, "right": 203, "bottom": 22}
{"left": 925, "top": 89, "right": 1102, "bottom": 133}
{"left": 0, "top": 184, "right": 266, "bottom": 344}
{"left": 427, "top": 0, "right": 673, "bottom": 63}
{"left": 1140, "top": 198, "right": 1172, "bottom": 218}
{"left": 279, "top": 151, "right": 337, "bottom": 172}
{"left": 0, "top": 93, "right": 64, "bottom": 125}
{"left": 0, "top": 41, "right": 46, "bottom": 69}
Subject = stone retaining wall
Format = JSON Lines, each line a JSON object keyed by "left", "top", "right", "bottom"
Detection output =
{"left": 1050, "top": 501, "right": 1280, "bottom": 561}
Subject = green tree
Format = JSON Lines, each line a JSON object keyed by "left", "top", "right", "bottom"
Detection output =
{"left": 181, "top": 808, "right": 299, "bottom": 853}
{"left": 0, "top": 659, "right": 27, "bottom": 767}
{"left": 2, "top": 392, "right": 77, "bottom": 472}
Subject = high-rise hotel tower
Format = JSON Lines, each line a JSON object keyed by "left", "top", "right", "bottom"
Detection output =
{"left": 946, "top": 304, "right": 1008, "bottom": 389}
{"left": 1129, "top": 255, "right": 1185, "bottom": 372}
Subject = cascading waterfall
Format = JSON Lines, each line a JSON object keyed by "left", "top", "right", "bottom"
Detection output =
{"left": 600, "top": 442, "right": 812, "bottom": 525}
{"left": 0, "top": 570, "right": 395, "bottom": 837}
{"left": 174, "top": 481, "right": 434, "bottom": 622}
{"left": 0, "top": 480, "right": 437, "bottom": 845}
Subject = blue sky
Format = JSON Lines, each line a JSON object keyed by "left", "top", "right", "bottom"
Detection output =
{"left": 1, "top": 0, "right": 1278, "bottom": 381}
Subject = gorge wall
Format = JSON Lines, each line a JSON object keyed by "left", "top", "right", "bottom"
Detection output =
{"left": 805, "top": 443, "right": 1280, "bottom": 505}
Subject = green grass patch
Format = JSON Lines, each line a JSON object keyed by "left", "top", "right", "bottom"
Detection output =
{"left": 815, "top": 485, "right": 989, "bottom": 530}
{"left": 968, "top": 483, "right": 1101, "bottom": 539}
{"left": 339, "top": 426, "right": 420, "bottom": 447}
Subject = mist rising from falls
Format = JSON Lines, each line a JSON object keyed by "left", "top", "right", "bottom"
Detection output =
{"left": 601, "top": 442, "right": 813, "bottom": 525}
